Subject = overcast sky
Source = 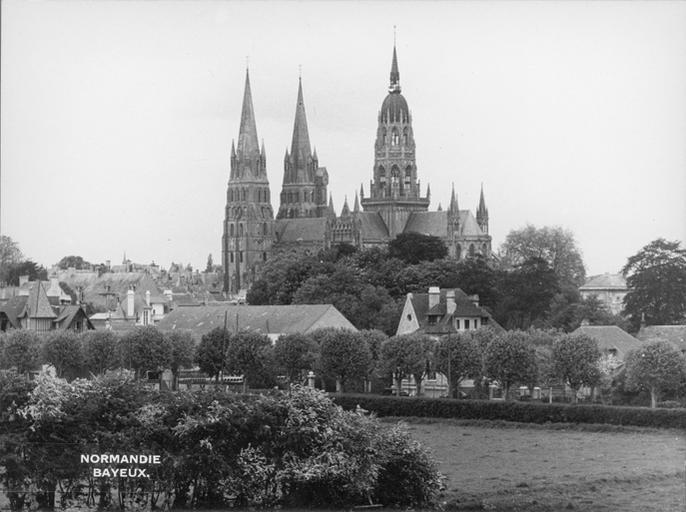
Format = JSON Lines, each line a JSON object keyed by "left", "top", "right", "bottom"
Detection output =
{"left": 2, "top": 0, "right": 685, "bottom": 277}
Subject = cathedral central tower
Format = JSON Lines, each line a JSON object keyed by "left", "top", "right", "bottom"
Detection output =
{"left": 361, "top": 45, "right": 430, "bottom": 237}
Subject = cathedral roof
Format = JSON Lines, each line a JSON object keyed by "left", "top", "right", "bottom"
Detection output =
{"left": 356, "top": 212, "right": 390, "bottom": 240}
{"left": 404, "top": 210, "right": 486, "bottom": 238}
{"left": 276, "top": 217, "right": 328, "bottom": 243}
{"left": 236, "top": 69, "right": 260, "bottom": 158}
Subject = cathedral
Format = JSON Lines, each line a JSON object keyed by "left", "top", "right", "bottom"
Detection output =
{"left": 222, "top": 45, "right": 491, "bottom": 293}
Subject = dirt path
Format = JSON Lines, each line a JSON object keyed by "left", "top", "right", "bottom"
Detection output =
{"left": 402, "top": 420, "right": 686, "bottom": 511}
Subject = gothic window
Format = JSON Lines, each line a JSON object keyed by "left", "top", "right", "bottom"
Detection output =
{"left": 391, "top": 128, "right": 399, "bottom": 146}
{"left": 239, "top": 224, "right": 244, "bottom": 237}
{"left": 403, "top": 127, "right": 408, "bottom": 145}
{"left": 242, "top": 189, "right": 246, "bottom": 201}
{"left": 382, "top": 127, "right": 387, "bottom": 142}
{"left": 239, "top": 251, "right": 243, "bottom": 263}
{"left": 456, "top": 244, "right": 462, "bottom": 260}
{"left": 229, "top": 189, "right": 233, "bottom": 201}
{"left": 469, "top": 244, "right": 475, "bottom": 257}
{"left": 230, "top": 224, "right": 234, "bottom": 236}
{"left": 263, "top": 222, "right": 268, "bottom": 235}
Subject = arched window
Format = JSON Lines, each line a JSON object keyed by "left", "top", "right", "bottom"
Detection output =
{"left": 403, "top": 127, "right": 409, "bottom": 145}
{"left": 391, "top": 128, "right": 399, "bottom": 146}
{"left": 382, "top": 127, "right": 387, "bottom": 142}
{"left": 456, "top": 244, "right": 462, "bottom": 260}
{"left": 239, "top": 224, "right": 244, "bottom": 237}
{"left": 263, "top": 222, "right": 268, "bottom": 235}
{"left": 229, "top": 189, "right": 233, "bottom": 201}
{"left": 230, "top": 224, "right": 234, "bottom": 236}
{"left": 469, "top": 244, "right": 475, "bottom": 257}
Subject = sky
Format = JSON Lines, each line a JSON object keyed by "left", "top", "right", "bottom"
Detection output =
{"left": 1, "top": 0, "right": 685, "bottom": 277}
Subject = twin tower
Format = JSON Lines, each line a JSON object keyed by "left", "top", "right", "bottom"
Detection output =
{"left": 222, "top": 45, "right": 492, "bottom": 293}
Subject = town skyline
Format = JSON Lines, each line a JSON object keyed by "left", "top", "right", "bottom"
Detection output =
{"left": 2, "top": 1, "right": 685, "bottom": 275}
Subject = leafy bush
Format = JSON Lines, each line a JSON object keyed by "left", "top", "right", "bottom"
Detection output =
{"left": 332, "top": 394, "right": 686, "bottom": 429}
{"left": 3, "top": 375, "right": 442, "bottom": 510}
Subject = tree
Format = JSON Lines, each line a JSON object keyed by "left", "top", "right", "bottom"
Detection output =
{"left": 0, "top": 235, "right": 24, "bottom": 284}
{"left": 225, "top": 330, "right": 274, "bottom": 391}
{"left": 195, "top": 327, "right": 228, "bottom": 381}
{"left": 484, "top": 331, "right": 538, "bottom": 400}
{"left": 388, "top": 233, "right": 448, "bottom": 264}
{"left": 500, "top": 225, "right": 586, "bottom": 287}
{"left": 274, "top": 333, "right": 319, "bottom": 385}
{"left": 42, "top": 331, "right": 84, "bottom": 380}
{"left": 81, "top": 330, "right": 119, "bottom": 375}
{"left": 380, "top": 334, "right": 431, "bottom": 397}
{"left": 433, "top": 332, "right": 482, "bottom": 398}
{"left": 454, "top": 255, "right": 502, "bottom": 312}
{"left": 5, "top": 260, "right": 48, "bottom": 286}
{"left": 1, "top": 330, "right": 41, "bottom": 375}
{"left": 56, "top": 255, "right": 91, "bottom": 270}
{"left": 552, "top": 333, "right": 601, "bottom": 403}
{"left": 358, "top": 329, "right": 388, "bottom": 390}
{"left": 622, "top": 239, "right": 686, "bottom": 330}
{"left": 119, "top": 326, "right": 171, "bottom": 379}
{"left": 166, "top": 330, "right": 196, "bottom": 390}
{"left": 494, "top": 257, "right": 559, "bottom": 329}
{"left": 317, "top": 328, "right": 371, "bottom": 392}
{"left": 625, "top": 341, "right": 685, "bottom": 408}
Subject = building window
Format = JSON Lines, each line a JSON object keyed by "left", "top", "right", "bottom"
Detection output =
{"left": 263, "top": 252, "right": 267, "bottom": 261}
{"left": 392, "top": 128, "right": 399, "bottom": 145}
{"left": 464, "top": 319, "right": 470, "bottom": 329}
{"left": 239, "top": 251, "right": 243, "bottom": 263}
{"left": 230, "top": 253, "right": 234, "bottom": 263}
{"left": 403, "top": 127, "right": 408, "bottom": 144}
{"left": 230, "top": 224, "right": 234, "bottom": 236}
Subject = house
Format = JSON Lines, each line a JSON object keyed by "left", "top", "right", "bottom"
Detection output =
{"left": 89, "top": 287, "right": 166, "bottom": 331}
{"left": 579, "top": 273, "right": 628, "bottom": 316}
{"left": 0, "top": 280, "right": 93, "bottom": 333}
{"left": 636, "top": 324, "right": 686, "bottom": 354}
{"left": 396, "top": 286, "right": 498, "bottom": 337}
{"left": 572, "top": 324, "right": 644, "bottom": 361}
{"left": 155, "top": 303, "right": 356, "bottom": 341}
{"left": 395, "top": 286, "right": 500, "bottom": 397}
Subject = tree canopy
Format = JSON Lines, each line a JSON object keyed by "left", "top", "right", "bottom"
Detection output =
{"left": 622, "top": 238, "right": 686, "bottom": 329}
{"left": 625, "top": 341, "right": 685, "bottom": 408}
{"left": 500, "top": 225, "right": 586, "bottom": 287}
{"left": 388, "top": 232, "right": 448, "bottom": 264}
{"left": 552, "top": 333, "right": 601, "bottom": 403}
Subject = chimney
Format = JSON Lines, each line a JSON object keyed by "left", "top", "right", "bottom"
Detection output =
{"left": 428, "top": 286, "right": 440, "bottom": 309}
{"left": 126, "top": 288, "right": 135, "bottom": 318}
{"left": 19, "top": 275, "right": 29, "bottom": 287}
{"left": 48, "top": 277, "right": 61, "bottom": 298}
{"left": 106, "top": 260, "right": 111, "bottom": 271}
{"left": 145, "top": 290, "right": 151, "bottom": 307}
{"left": 446, "top": 290, "right": 456, "bottom": 315}
{"left": 468, "top": 294, "right": 480, "bottom": 307}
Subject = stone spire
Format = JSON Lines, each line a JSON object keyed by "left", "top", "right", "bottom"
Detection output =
{"left": 449, "top": 183, "right": 459, "bottom": 213}
{"left": 341, "top": 196, "right": 350, "bottom": 217}
{"left": 236, "top": 68, "right": 260, "bottom": 158}
{"left": 353, "top": 192, "right": 360, "bottom": 213}
{"left": 476, "top": 184, "right": 489, "bottom": 234}
{"left": 389, "top": 44, "right": 401, "bottom": 93}
{"left": 290, "top": 77, "right": 312, "bottom": 163}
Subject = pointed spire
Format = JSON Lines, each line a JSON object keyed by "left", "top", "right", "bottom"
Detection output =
{"left": 426, "top": 183, "right": 431, "bottom": 199}
{"left": 328, "top": 193, "right": 335, "bottom": 216}
{"left": 291, "top": 76, "right": 312, "bottom": 160}
{"left": 360, "top": 183, "right": 365, "bottom": 199}
{"left": 341, "top": 195, "right": 350, "bottom": 216}
{"left": 353, "top": 192, "right": 360, "bottom": 213}
{"left": 260, "top": 139, "right": 265, "bottom": 156}
{"left": 389, "top": 42, "right": 401, "bottom": 92}
{"left": 477, "top": 183, "right": 488, "bottom": 216}
{"left": 237, "top": 68, "right": 260, "bottom": 157}
{"left": 449, "top": 183, "right": 459, "bottom": 213}
{"left": 313, "top": 146, "right": 318, "bottom": 160}
{"left": 437, "top": 202, "right": 443, "bottom": 211}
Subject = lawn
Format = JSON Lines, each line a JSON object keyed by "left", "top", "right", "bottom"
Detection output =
{"left": 395, "top": 418, "right": 686, "bottom": 511}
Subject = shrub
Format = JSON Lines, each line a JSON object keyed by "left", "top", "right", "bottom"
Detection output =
{"left": 332, "top": 393, "right": 686, "bottom": 429}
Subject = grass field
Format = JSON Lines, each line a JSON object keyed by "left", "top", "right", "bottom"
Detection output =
{"left": 393, "top": 418, "right": 686, "bottom": 511}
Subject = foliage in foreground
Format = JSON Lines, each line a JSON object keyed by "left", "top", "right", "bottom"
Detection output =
{"left": 0, "top": 370, "right": 442, "bottom": 510}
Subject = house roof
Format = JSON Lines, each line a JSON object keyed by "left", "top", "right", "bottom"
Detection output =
{"left": 21, "top": 282, "right": 57, "bottom": 319}
{"left": 636, "top": 325, "right": 686, "bottom": 352}
{"left": 573, "top": 325, "right": 644, "bottom": 360}
{"left": 275, "top": 217, "right": 329, "bottom": 243}
{"left": 156, "top": 304, "right": 356, "bottom": 338}
{"left": 0, "top": 295, "right": 27, "bottom": 328}
{"left": 53, "top": 305, "right": 94, "bottom": 330}
{"left": 56, "top": 271, "right": 164, "bottom": 310}
{"left": 409, "top": 288, "right": 494, "bottom": 335}
{"left": 580, "top": 273, "right": 627, "bottom": 291}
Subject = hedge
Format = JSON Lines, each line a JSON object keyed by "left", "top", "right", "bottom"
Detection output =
{"left": 332, "top": 394, "right": 686, "bottom": 429}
